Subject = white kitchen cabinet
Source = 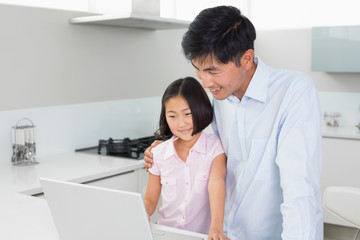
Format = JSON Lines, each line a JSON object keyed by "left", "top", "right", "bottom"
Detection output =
{"left": 137, "top": 167, "right": 149, "bottom": 195}
{"left": 85, "top": 168, "right": 149, "bottom": 194}
{"left": 34, "top": 167, "right": 148, "bottom": 198}
{"left": 321, "top": 137, "right": 360, "bottom": 227}
{"left": 312, "top": 26, "right": 360, "bottom": 72}
{"left": 85, "top": 170, "right": 138, "bottom": 192}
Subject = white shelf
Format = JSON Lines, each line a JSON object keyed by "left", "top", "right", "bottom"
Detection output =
{"left": 322, "top": 126, "right": 360, "bottom": 140}
{"left": 70, "top": 13, "right": 190, "bottom": 30}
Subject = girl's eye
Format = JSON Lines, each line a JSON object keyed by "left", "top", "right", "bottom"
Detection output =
{"left": 168, "top": 115, "right": 175, "bottom": 118}
{"left": 185, "top": 112, "right": 192, "bottom": 116}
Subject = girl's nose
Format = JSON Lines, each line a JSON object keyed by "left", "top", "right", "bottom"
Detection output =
{"left": 177, "top": 116, "right": 187, "bottom": 127}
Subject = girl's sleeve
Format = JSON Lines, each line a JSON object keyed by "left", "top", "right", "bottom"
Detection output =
{"left": 148, "top": 148, "right": 160, "bottom": 176}
{"left": 213, "top": 134, "right": 225, "bottom": 157}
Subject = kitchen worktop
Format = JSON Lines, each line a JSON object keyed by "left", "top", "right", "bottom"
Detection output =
{"left": 0, "top": 152, "right": 207, "bottom": 240}
{"left": 0, "top": 152, "right": 144, "bottom": 195}
{"left": 322, "top": 126, "right": 360, "bottom": 140}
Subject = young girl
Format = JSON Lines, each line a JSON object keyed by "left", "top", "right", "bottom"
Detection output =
{"left": 144, "top": 77, "right": 228, "bottom": 238}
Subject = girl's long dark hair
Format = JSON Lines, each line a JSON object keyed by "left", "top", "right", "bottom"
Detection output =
{"left": 157, "top": 77, "right": 213, "bottom": 138}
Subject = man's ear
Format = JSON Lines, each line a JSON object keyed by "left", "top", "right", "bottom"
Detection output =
{"left": 241, "top": 49, "right": 254, "bottom": 70}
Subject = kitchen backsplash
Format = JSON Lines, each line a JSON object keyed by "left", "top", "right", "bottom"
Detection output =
{"left": 318, "top": 91, "right": 360, "bottom": 127}
{"left": 0, "top": 97, "right": 162, "bottom": 164}
{"left": 0, "top": 92, "right": 359, "bottom": 164}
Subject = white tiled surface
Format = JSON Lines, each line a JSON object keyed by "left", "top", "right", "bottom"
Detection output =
{"left": 318, "top": 91, "right": 360, "bottom": 128}
{"left": 0, "top": 97, "right": 161, "bottom": 163}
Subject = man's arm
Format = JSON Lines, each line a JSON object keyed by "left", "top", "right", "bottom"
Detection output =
{"left": 276, "top": 83, "right": 323, "bottom": 239}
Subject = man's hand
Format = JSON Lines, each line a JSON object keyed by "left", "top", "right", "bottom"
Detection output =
{"left": 144, "top": 140, "right": 163, "bottom": 171}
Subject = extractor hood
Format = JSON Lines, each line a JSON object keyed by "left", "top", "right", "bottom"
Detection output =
{"left": 70, "top": 0, "right": 190, "bottom": 30}
{"left": 70, "top": 13, "right": 190, "bottom": 30}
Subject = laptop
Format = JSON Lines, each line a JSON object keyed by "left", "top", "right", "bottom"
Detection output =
{"left": 40, "top": 178, "right": 205, "bottom": 240}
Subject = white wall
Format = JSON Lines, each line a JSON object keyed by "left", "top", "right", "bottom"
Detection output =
{"left": 0, "top": 4, "right": 194, "bottom": 110}
{"left": 0, "top": 4, "right": 195, "bottom": 163}
{"left": 255, "top": 28, "right": 360, "bottom": 92}
{"left": 255, "top": 28, "right": 360, "bottom": 127}
{"left": 249, "top": 0, "right": 360, "bottom": 30}
{"left": 1, "top": 4, "right": 360, "bottom": 164}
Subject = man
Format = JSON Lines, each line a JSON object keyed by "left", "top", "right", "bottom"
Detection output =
{"left": 144, "top": 6, "right": 323, "bottom": 240}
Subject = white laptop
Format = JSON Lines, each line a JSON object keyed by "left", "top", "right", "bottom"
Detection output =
{"left": 40, "top": 178, "right": 205, "bottom": 240}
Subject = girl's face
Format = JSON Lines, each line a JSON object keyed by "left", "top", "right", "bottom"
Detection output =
{"left": 165, "top": 95, "right": 200, "bottom": 143}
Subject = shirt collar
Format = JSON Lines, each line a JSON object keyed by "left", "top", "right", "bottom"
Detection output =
{"left": 192, "top": 132, "right": 207, "bottom": 154}
{"left": 163, "top": 132, "right": 207, "bottom": 160}
{"left": 227, "top": 56, "right": 270, "bottom": 103}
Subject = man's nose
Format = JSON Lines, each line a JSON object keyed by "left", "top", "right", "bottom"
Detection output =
{"left": 199, "top": 72, "right": 213, "bottom": 88}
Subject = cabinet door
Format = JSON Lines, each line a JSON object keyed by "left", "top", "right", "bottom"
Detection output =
{"left": 312, "top": 26, "right": 360, "bottom": 72}
{"left": 137, "top": 167, "right": 149, "bottom": 196}
{"left": 85, "top": 170, "right": 138, "bottom": 193}
{"left": 321, "top": 137, "right": 360, "bottom": 226}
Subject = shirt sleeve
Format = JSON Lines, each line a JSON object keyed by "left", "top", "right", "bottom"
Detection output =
{"left": 148, "top": 148, "right": 160, "bottom": 176}
{"left": 213, "top": 134, "right": 225, "bottom": 158}
{"left": 275, "top": 81, "right": 323, "bottom": 240}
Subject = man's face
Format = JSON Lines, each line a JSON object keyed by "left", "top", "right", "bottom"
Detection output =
{"left": 191, "top": 55, "right": 249, "bottom": 100}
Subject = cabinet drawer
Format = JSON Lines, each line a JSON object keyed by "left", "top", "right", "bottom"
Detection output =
{"left": 85, "top": 170, "right": 138, "bottom": 193}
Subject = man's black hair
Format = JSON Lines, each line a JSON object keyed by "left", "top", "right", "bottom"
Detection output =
{"left": 182, "top": 5, "right": 256, "bottom": 66}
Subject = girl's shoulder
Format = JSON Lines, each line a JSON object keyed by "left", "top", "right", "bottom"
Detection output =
{"left": 200, "top": 132, "right": 224, "bottom": 155}
{"left": 202, "top": 132, "right": 222, "bottom": 146}
{"left": 151, "top": 137, "right": 173, "bottom": 155}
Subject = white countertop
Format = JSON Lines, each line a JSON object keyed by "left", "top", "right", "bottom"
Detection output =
{"left": 0, "top": 152, "right": 207, "bottom": 240}
{"left": 322, "top": 126, "right": 360, "bottom": 140}
{"left": 0, "top": 152, "right": 144, "bottom": 195}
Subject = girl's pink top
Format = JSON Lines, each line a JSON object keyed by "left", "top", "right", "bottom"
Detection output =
{"left": 149, "top": 132, "right": 224, "bottom": 234}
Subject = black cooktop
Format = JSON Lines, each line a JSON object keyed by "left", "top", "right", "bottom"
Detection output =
{"left": 75, "top": 135, "right": 165, "bottom": 160}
